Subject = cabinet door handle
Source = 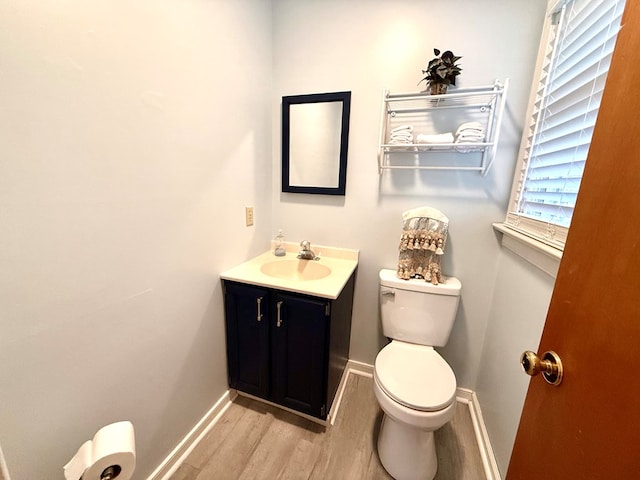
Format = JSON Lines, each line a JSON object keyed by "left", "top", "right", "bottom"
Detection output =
{"left": 256, "top": 297, "right": 263, "bottom": 322}
{"left": 276, "top": 301, "right": 283, "bottom": 327}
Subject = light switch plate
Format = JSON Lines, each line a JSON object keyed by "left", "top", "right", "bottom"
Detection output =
{"left": 245, "top": 207, "right": 254, "bottom": 226}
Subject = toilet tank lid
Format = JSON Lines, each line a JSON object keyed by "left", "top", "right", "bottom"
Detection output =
{"left": 379, "top": 269, "right": 461, "bottom": 296}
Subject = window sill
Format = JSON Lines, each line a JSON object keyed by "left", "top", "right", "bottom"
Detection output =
{"left": 492, "top": 223, "right": 562, "bottom": 278}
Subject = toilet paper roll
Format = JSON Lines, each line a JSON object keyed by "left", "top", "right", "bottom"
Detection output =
{"left": 64, "top": 421, "right": 136, "bottom": 480}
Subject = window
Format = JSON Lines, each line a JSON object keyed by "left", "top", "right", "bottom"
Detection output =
{"left": 505, "top": 0, "right": 626, "bottom": 249}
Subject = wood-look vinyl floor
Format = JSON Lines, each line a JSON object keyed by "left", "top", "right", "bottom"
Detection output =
{"left": 170, "top": 373, "right": 486, "bottom": 480}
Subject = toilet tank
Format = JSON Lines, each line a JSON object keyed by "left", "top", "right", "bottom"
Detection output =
{"left": 379, "top": 269, "right": 462, "bottom": 347}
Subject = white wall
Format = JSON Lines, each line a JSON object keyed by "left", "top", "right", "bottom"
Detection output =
{"left": 476, "top": 249, "right": 554, "bottom": 474}
{"left": 0, "top": 1, "right": 272, "bottom": 478}
{"left": 272, "top": 0, "right": 548, "bottom": 389}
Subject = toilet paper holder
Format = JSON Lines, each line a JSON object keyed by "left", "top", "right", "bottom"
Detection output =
{"left": 65, "top": 420, "right": 135, "bottom": 480}
{"left": 99, "top": 465, "right": 121, "bottom": 480}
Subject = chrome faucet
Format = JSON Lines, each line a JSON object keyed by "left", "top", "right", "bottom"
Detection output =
{"left": 297, "top": 240, "right": 317, "bottom": 260}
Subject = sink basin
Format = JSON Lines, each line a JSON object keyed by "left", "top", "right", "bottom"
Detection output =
{"left": 221, "top": 244, "right": 358, "bottom": 298}
{"left": 260, "top": 259, "right": 331, "bottom": 281}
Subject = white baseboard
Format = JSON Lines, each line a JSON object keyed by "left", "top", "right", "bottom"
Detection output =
{"left": 236, "top": 391, "right": 329, "bottom": 427}
{"left": 145, "top": 389, "right": 236, "bottom": 480}
{"left": 345, "top": 359, "right": 374, "bottom": 377}
{"left": 327, "top": 361, "right": 374, "bottom": 426}
{"left": 147, "top": 361, "right": 500, "bottom": 480}
{"left": 456, "top": 388, "right": 502, "bottom": 480}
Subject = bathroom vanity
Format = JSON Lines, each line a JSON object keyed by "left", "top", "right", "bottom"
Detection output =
{"left": 220, "top": 244, "right": 358, "bottom": 421}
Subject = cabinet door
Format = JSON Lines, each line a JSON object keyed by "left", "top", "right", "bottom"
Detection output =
{"left": 224, "top": 283, "right": 270, "bottom": 398}
{"left": 272, "top": 292, "right": 328, "bottom": 418}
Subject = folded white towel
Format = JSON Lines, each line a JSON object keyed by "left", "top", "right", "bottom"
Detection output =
{"left": 390, "top": 133, "right": 413, "bottom": 141}
{"left": 457, "top": 130, "right": 484, "bottom": 138}
{"left": 389, "top": 139, "right": 413, "bottom": 144}
{"left": 391, "top": 130, "right": 413, "bottom": 137}
{"left": 416, "top": 133, "right": 454, "bottom": 144}
{"left": 458, "top": 121, "right": 483, "bottom": 129}
{"left": 391, "top": 124, "right": 414, "bottom": 133}
{"left": 389, "top": 130, "right": 414, "bottom": 144}
{"left": 456, "top": 130, "right": 484, "bottom": 140}
{"left": 455, "top": 122, "right": 484, "bottom": 136}
{"left": 456, "top": 132, "right": 485, "bottom": 143}
{"left": 458, "top": 128, "right": 484, "bottom": 134}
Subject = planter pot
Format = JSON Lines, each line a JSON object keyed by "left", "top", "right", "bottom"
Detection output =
{"left": 429, "top": 83, "right": 448, "bottom": 95}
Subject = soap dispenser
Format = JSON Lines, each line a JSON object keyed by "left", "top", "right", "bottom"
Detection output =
{"left": 274, "top": 230, "right": 286, "bottom": 256}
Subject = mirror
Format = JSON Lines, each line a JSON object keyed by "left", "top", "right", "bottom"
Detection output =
{"left": 282, "top": 91, "right": 351, "bottom": 195}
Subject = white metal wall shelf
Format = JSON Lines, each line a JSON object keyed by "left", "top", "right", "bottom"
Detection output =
{"left": 378, "top": 79, "right": 509, "bottom": 175}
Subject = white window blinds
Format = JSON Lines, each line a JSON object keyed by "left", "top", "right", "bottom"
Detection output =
{"left": 506, "top": 0, "right": 625, "bottom": 247}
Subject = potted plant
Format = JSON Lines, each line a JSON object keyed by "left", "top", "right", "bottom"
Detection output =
{"left": 419, "top": 48, "right": 462, "bottom": 95}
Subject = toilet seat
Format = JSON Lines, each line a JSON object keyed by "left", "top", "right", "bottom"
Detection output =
{"left": 374, "top": 341, "right": 456, "bottom": 412}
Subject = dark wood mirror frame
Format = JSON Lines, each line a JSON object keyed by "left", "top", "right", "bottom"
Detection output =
{"left": 282, "top": 91, "right": 351, "bottom": 195}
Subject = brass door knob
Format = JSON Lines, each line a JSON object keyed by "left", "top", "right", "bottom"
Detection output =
{"left": 520, "top": 350, "right": 563, "bottom": 386}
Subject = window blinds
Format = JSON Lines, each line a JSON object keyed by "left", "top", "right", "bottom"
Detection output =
{"left": 507, "top": 0, "right": 625, "bottom": 247}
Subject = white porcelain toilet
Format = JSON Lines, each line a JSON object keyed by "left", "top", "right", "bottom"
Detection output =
{"left": 374, "top": 269, "right": 462, "bottom": 480}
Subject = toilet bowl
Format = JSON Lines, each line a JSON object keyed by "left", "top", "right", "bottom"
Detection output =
{"left": 374, "top": 341, "right": 457, "bottom": 480}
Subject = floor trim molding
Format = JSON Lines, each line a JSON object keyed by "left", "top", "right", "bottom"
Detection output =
{"left": 456, "top": 388, "right": 502, "bottom": 480}
{"left": 327, "top": 361, "right": 374, "bottom": 426}
{"left": 237, "top": 391, "right": 329, "bottom": 427}
{"left": 145, "top": 389, "right": 236, "bottom": 480}
{"left": 346, "top": 359, "right": 374, "bottom": 377}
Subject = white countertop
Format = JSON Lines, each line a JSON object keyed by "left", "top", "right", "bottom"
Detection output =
{"left": 220, "top": 243, "right": 359, "bottom": 299}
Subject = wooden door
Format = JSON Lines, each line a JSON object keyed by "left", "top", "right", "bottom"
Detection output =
{"left": 507, "top": 3, "right": 640, "bottom": 478}
{"left": 224, "top": 282, "right": 271, "bottom": 399}
{"left": 272, "top": 292, "right": 328, "bottom": 419}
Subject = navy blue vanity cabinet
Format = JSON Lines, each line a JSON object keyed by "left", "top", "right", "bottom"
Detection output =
{"left": 223, "top": 282, "right": 270, "bottom": 399}
{"left": 222, "top": 274, "right": 355, "bottom": 420}
{"left": 271, "top": 292, "right": 328, "bottom": 418}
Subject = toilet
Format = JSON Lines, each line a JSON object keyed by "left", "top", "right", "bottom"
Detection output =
{"left": 374, "top": 269, "right": 462, "bottom": 480}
